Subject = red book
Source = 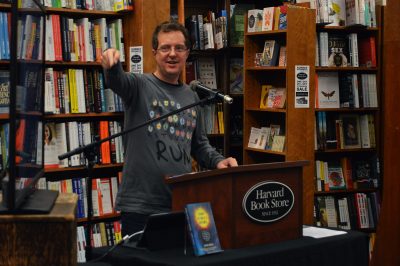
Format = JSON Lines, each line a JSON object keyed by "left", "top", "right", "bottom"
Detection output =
{"left": 358, "top": 36, "right": 376, "bottom": 67}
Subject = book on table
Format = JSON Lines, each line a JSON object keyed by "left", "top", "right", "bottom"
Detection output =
{"left": 185, "top": 202, "right": 223, "bottom": 256}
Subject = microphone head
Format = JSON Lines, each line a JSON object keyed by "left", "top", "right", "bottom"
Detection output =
{"left": 189, "top": 80, "right": 201, "bottom": 91}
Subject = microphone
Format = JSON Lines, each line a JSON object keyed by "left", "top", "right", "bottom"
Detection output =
{"left": 190, "top": 80, "right": 233, "bottom": 104}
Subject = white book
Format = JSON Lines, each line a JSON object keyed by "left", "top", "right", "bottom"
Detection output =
{"left": 256, "top": 127, "right": 270, "bottom": 150}
{"left": 110, "top": 176, "right": 119, "bottom": 208}
{"left": 358, "top": 0, "right": 366, "bottom": 26}
{"left": 203, "top": 23, "right": 215, "bottom": 50}
{"left": 75, "top": 69, "right": 86, "bottom": 113}
{"left": 351, "top": 33, "right": 359, "bottom": 67}
{"left": 325, "top": 196, "right": 338, "bottom": 227}
{"left": 44, "top": 68, "right": 56, "bottom": 114}
{"left": 316, "top": 72, "right": 340, "bottom": 108}
{"left": 116, "top": 19, "right": 125, "bottom": 62}
{"left": 368, "top": 74, "right": 378, "bottom": 107}
{"left": 93, "top": 18, "right": 108, "bottom": 52}
{"left": 99, "top": 178, "right": 113, "bottom": 215}
{"left": 261, "top": 7, "right": 274, "bottom": 31}
{"left": 329, "top": 0, "right": 346, "bottom": 26}
{"left": 359, "top": 114, "right": 371, "bottom": 148}
{"left": 68, "top": 121, "right": 80, "bottom": 166}
{"left": 345, "top": 0, "right": 360, "bottom": 25}
{"left": 55, "top": 122, "right": 68, "bottom": 168}
{"left": 248, "top": 127, "right": 261, "bottom": 149}
{"left": 247, "top": 9, "right": 262, "bottom": 33}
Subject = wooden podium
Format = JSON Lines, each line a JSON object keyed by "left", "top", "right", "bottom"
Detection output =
{"left": 165, "top": 161, "right": 308, "bottom": 249}
{"left": 0, "top": 193, "right": 78, "bottom": 266}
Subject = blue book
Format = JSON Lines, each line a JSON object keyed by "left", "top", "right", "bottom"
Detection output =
{"left": 185, "top": 202, "right": 223, "bottom": 256}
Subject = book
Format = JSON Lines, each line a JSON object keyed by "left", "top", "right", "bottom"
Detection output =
{"left": 185, "top": 202, "right": 223, "bottom": 256}
{"left": 327, "top": 166, "right": 346, "bottom": 190}
{"left": 271, "top": 135, "right": 285, "bottom": 152}
{"left": 257, "top": 127, "right": 270, "bottom": 150}
{"left": 0, "top": 70, "right": 9, "bottom": 114}
{"left": 327, "top": 34, "right": 349, "bottom": 67}
{"left": 266, "top": 124, "right": 280, "bottom": 150}
{"left": 248, "top": 127, "right": 261, "bottom": 149}
{"left": 259, "top": 85, "right": 271, "bottom": 109}
{"left": 340, "top": 114, "right": 361, "bottom": 149}
{"left": 316, "top": 72, "right": 340, "bottom": 108}
{"left": 229, "top": 58, "right": 243, "bottom": 93}
{"left": 262, "top": 40, "right": 280, "bottom": 66}
{"left": 247, "top": 9, "right": 263, "bottom": 33}
{"left": 269, "top": 87, "right": 287, "bottom": 109}
{"left": 261, "top": 7, "right": 274, "bottom": 31}
{"left": 229, "top": 4, "right": 254, "bottom": 46}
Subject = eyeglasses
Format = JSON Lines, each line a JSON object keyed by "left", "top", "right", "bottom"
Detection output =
{"left": 157, "top": 45, "right": 188, "bottom": 54}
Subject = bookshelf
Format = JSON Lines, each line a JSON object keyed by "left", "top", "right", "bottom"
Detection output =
{"left": 313, "top": 18, "right": 382, "bottom": 245}
{"left": 35, "top": 0, "right": 170, "bottom": 262}
{"left": 243, "top": 6, "right": 316, "bottom": 224}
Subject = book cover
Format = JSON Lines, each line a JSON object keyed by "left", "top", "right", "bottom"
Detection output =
{"left": 248, "top": 127, "right": 261, "bottom": 149}
{"left": 0, "top": 70, "right": 9, "bottom": 114}
{"left": 259, "top": 85, "right": 271, "bottom": 109}
{"left": 262, "top": 40, "right": 280, "bottom": 66}
{"left": 229, "top": 58, "right": 243, "bottom": 93}
{"left": 185, "top": 202, "right": 223, "bottom": 256}
{"left": 328, "top": 34, "right": 349, "bottom": 67}
{"left": 256, "top": 127, "right": 270, "bottom": 150}
{"left": 340, "top": 114, "right": 361, "bottom": 149}
{"left": 247, "top": 9, "right": 263, "bottom": 33}
{"left": 271, "top": 135, "right": 285, "bottom": 152}
{"left": 266, "top": 124, "right": 280, "bottom": 150}
{"left": 327, "top": 166, "right": 346, "bottom": 190}
{"left": 261, "top": 7, "right": 274, "bottom": 31}
{"left": 316, "top": 72, "right": 340, "bottom": 108}
{"left": 271, "top": 88, "right": 287, "bottom": 108}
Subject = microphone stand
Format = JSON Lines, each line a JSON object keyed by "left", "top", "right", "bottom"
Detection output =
{"left": 58, "top": 94, "right": 220, "bottom": 260}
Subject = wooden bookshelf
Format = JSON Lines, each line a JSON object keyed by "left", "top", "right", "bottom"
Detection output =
{"left": 371, "top": 2, "right": 400, "bottom": 265}
{"left": 243, "top": 7, "right": 316, "bottom": 224}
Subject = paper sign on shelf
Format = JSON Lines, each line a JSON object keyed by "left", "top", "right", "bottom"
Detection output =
{"left": 295, "top": 65, "right": 310, "bottom": 108}
{"left": 129, "top": 46, "right": 143, "bottom": 74}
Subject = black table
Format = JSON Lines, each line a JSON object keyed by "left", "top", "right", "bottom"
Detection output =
{"left": 92, "top": 230, "right": 369, "bottom": 266}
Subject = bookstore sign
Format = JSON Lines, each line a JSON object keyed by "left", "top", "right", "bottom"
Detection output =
{"left": 242, "top": 181, "right": 295, "bottom": 223}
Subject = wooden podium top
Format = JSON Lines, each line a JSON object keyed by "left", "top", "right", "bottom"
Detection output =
{"left": 165, "top": 161, "right": 309, "bottom": 183}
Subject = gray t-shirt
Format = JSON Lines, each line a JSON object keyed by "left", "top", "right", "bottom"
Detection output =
{"left": 105, "top": 63, "right": 225, "bottom": 214}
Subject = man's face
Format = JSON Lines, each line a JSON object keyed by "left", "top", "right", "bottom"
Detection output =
{"left": 153, "top": 31, "right": 189, "bottom": 83}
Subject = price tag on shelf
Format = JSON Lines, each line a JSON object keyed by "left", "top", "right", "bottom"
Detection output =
{"left": 129, "top": 46, "right": 143, "bottom": 74}
{"left": 295, "top": 65, "right": 310, "bottom": 108}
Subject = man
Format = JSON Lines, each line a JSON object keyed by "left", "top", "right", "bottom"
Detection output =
{"left": 101, "top": 20, "right": 238, "bottom": 237}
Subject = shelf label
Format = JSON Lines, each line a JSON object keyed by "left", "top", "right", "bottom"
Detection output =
{"left": 129, "top": 46, "right": 143, "bottom": 74}
{"left": 295, "top": 65, "right": 310, "bottom": 108}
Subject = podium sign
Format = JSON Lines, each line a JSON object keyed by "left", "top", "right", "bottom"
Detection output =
{"left": 165, "top": 161, "right": 308, "bottom": 249}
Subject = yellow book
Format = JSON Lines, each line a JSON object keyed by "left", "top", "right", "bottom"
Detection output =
{"left": 217, "top": 103, "right": 224, "bottom": 134}
{"left": 260, "top": 85, "right": 271, "bottom": 108}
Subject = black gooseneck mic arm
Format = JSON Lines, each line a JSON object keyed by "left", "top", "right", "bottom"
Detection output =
{"left": 58, "top": 93, "right": 218, "bottom": 260}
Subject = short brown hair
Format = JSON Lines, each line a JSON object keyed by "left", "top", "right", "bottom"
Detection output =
{"left": 152, "top": 20, "right": 191, "bottom": 50}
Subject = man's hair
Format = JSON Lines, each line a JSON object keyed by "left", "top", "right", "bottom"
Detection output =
{"left": 152, "top": 20, "right": 191, "bottom": 50}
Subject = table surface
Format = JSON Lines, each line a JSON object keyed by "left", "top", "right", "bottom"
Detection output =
{"left": 92, "top": 229, "right": 369, "bottom": 266}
